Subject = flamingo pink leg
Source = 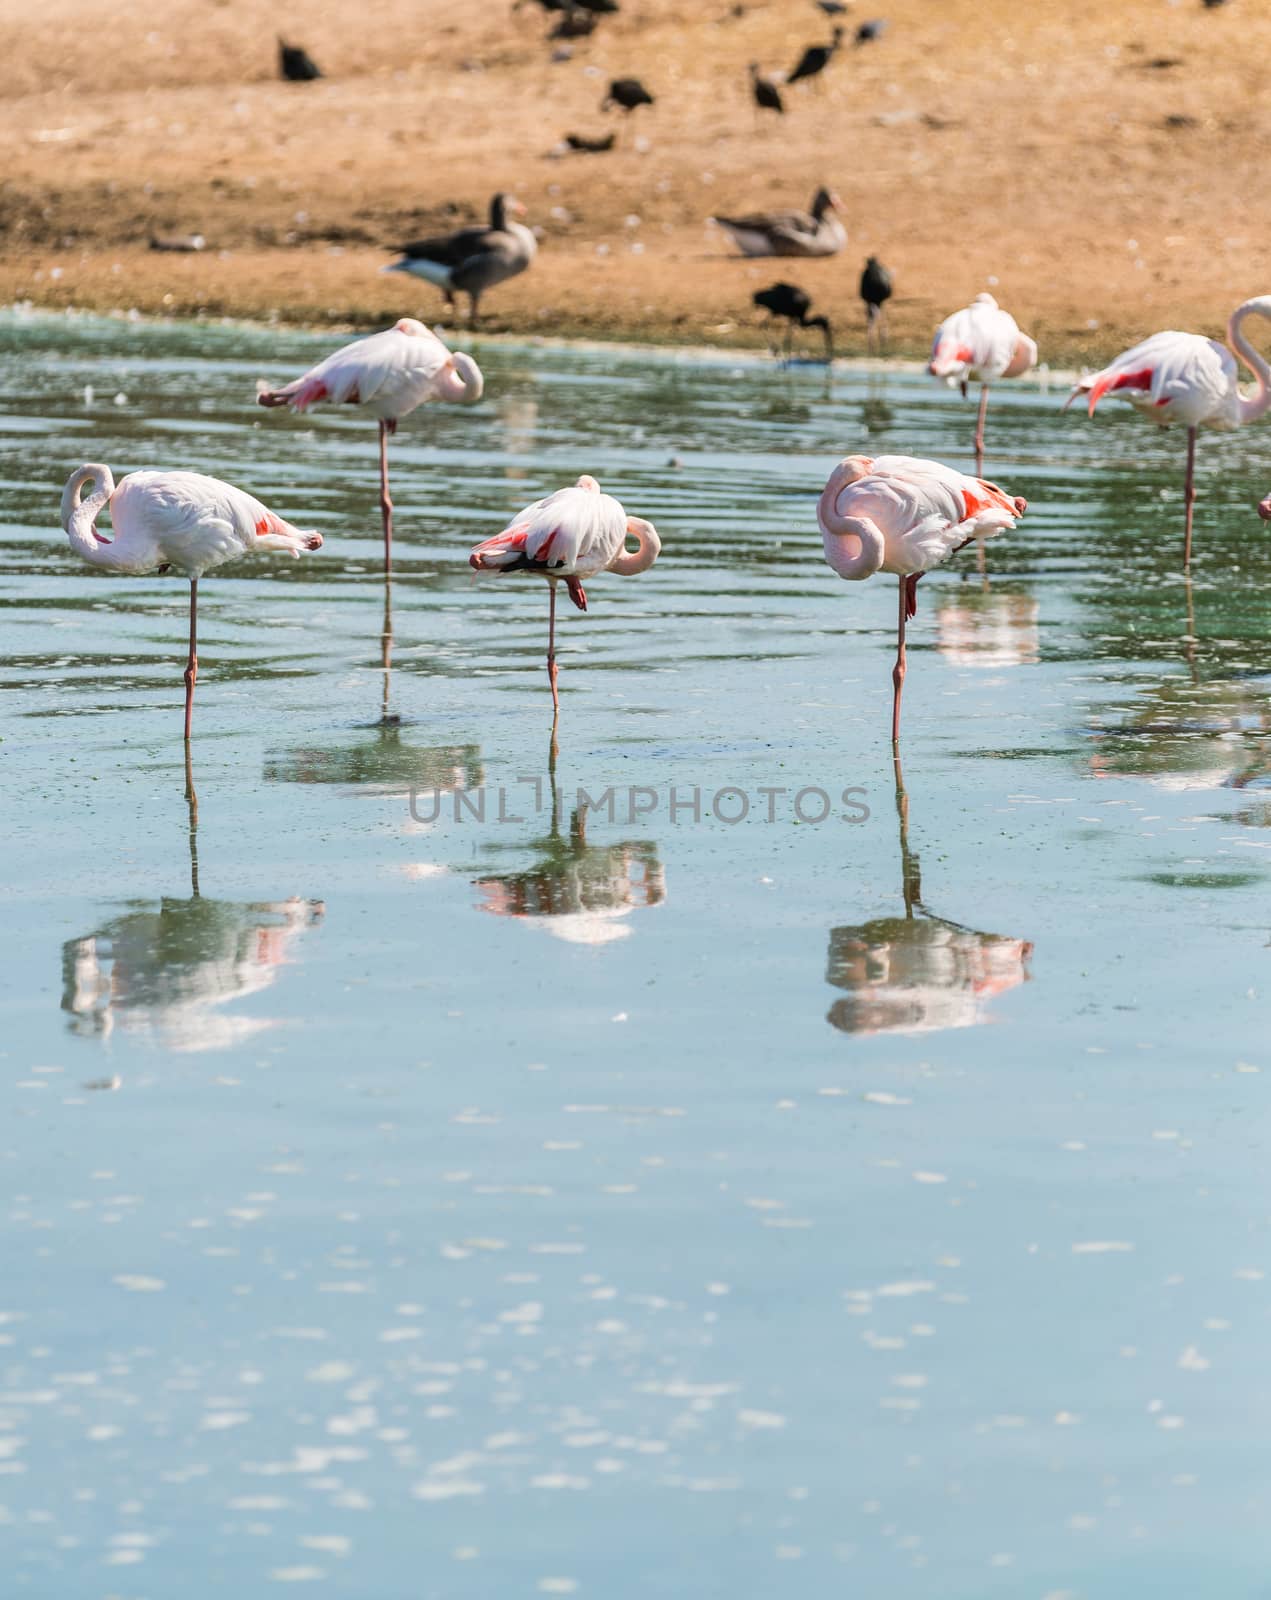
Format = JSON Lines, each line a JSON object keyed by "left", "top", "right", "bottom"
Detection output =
{"left": 1183, "top": 425, "right": 1197, "bottom": 571}
{"left": 379, "top": 419, "right": 393, "bottom": 572}
{"left": 547, "top": 582, "right": 560, "bottom": 713}
{"left": 183, "top": 577, "right": 198, "bottom": 742}
{"left": 892, "top": 575, "right": 907, "bottom": 744}
{"left": 974, "top": 383, "right": 990, "bottom": 472}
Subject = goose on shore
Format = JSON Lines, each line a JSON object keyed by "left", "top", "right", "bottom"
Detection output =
{"left": 714, "top": 187, "right": 845, "bottom": 258}
{"left": 384, "top": 194, "right": 537, "bottom": 323}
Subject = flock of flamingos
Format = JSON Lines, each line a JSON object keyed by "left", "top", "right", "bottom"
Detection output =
{"left": 59, "top": 289, "right": 1271, "bottom": 746}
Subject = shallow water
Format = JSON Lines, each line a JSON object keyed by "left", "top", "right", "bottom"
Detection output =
{"left": 3, "top": 310, "right": 1271, "bottom": 1598}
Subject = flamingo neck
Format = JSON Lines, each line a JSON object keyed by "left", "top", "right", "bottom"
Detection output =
{"left": 608, "top": 517, "right": 661, "bottom": 576}
{"left": 439, "top": 352, "right": 484, "bottom": 404}
{"left": 61, "top": 464, "right": 119, "bottom": 567}
{"left": 1230, "top": 297, "right": 1271, "bottom": 425}
{"left": 820, "top": 513, "right": 886, "bottom": 580}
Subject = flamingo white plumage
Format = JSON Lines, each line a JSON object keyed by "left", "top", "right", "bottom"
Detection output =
{"left": 60, "top": 465, "right": 322, "bottom": 739}
{"left": 257, "top": 317, "right": 483, "bottom": 571}
{"left": 469, "top": 474, "right": 661, "bottom": 714}
{"left": 1066, "top": 296, "right": 1271, "bottom": 568}
{"left": 817, "top": 453, "right": 1027, "bottom": 742}
{"left": 928, "top": 293, "right": 1038, "bottom": 470}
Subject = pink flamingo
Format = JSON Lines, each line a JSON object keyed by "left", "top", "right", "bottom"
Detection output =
{"left": 60, "top": 464, "right": 322, "bottom": 739}
{"left": 817, "top": 453, "right": 1027, "bottom": 742}
{"left": 1067, "top": 296, "right": 1271, "bottom": 569}
{"left": 928, "top": 293, "right": 1038, "bottom": 470}
{"left": 469, "top": 474, "right": 661, "bottom": 714}
{"left": 257, "top": 318, "right": 483, "bottom": 571}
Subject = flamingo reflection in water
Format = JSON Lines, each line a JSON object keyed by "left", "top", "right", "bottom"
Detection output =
{"left": 61, "top": 755, "right": 324, "bottom": 1052}
{"left": 264, "top": 583, "right": 483, "bottom": 795}
{"left": 825, "top": 759, "right": 1032, "bottom": 1036}
{"left": 473, "top": 749, "right": 665, "bottom": 944}
{"left": 935, "top": 589, "right": 1040, "bottom": 670}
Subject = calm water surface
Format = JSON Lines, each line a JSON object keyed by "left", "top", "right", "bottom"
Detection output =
{"left": 2, "top": 311, "right": 1271, "bottom": 1598}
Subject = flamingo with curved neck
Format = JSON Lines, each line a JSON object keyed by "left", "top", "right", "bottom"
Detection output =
{"left": 258, "top": 318, "right": 483, "bottom": 573}
{"left": 469, "top": 474, "right": 661, "bottom": 716}
{"left": 817, "top": 454, "right": 1027, "bottom": 743}
{"left": 1068, "top": 295, "right": 1271, "bottom": 567}
{"left": 927, "top": 293, "right": 1038, "bottom": 473}
{"left": 59, "top": 462, "right": 322, "bottom": 739}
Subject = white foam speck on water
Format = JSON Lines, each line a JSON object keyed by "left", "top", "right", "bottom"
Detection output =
{"left": 737, "top": 1410, "right": 786, "bottom": 1431}
{"left": 1071, "top": 1242, "right": 1134, "bottom": 1254}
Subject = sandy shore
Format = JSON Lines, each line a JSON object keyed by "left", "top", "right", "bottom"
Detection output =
{"left": 2, "top": 0, "right": 1269, "bottom": 364}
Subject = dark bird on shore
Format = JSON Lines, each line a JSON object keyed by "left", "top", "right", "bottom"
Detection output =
{"left": 749, "top": 63, "right": 784, "bottom": 116}
{"left": 816, "top": 0, "right": 849, "bottom": 13}
{"left": 565, "top": 130, "right": 617, "bottom": 152}
{"left": 603, "top": 77, "right": 655, "bottom": 112}
{"left": 753, "top": 283, "right": 833, "bottom": 362}
{"left": 860, "top": 255, "right": 893, "bottom": 351}
{"left": 855, "top": 18, "right": 887, "bottom": 44}
{"left": 278, "top": 38, "right": 323, "bottom": 81}
{"left": 786, "top": 27, "right": 843, "bottom": 86}
{"left": 516, "top": 0, "right": 618, "bottom": 11}
{"left": 550, "top": 4, "right": 598, "bottom": 37}
{"left": 1202, "top": 0, "right": 1227, "bottom": 7}
{"left": 384, "top": 193, "right": 537, "bottom": 324}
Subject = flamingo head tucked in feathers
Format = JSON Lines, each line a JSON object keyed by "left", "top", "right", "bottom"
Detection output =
{"left": 61, "top": 464, "right": 115, "bottom": 544}
{"left": 1002, "top": 333, "right": 1038, "bottom": 378}
{"left": 817, "top": 455, "right": 886, "bottom": 580}
{"left": 439, "top": 352, "right": 484, "bottom": 404}
{"left": 607, "top": 516, "right": 661, "bottom": 576}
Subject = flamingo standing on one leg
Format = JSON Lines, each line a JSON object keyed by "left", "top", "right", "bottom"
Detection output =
{"left": 928, "top": 293, "right": 1038, "bottom": 471}
{"left": 817, "top": 453, "right": 1027, "bottom": 743}
{"left": 257, "top": 318, "right": 483, "bottom": 572}
{"left": 469, "top": 475, "right": 661, "bottom": 716}
{"left": 60, "top": 464, "right": 322, "bottom": 739}
{"left": 1067, "top": 296, "right": 1271, "bottom": 570}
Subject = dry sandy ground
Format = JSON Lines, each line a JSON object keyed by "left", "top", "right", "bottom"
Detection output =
{"left": 1, "top": 0, "right": 1268, "bottom": 362}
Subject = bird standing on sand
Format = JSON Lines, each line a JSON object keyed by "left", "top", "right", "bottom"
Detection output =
{"left": 817, "top": 454, "right": 1027, "bottom": 742}
{"left": 279, "top": 39, "right": 323, "bottom": 81}
{"left": 928, "top": 292, "right": 1037, "bottom": 470}
{"left": 564, "top": 131, "right": 616, "bottom": 153}
{"left": 860, "top": 256, "right": 893, "bottom": 352}
{"left": 385, "top": 193, "right": 537, "bottom": 325}
{"left": 714, "top": 186, "right": 845, "bottom": 257}
{"left": 257, "top": 319, "right": 483, "bottom": 572}
{"left": 786, "top": 27, "right": 843, "bottom": 86}
{"left": 469, "top": 475, "right": 661, "bottom": 716}
{"left": 1066, "top": 296, "right": 1271, "bottom": 568}
{"left": 603, "top": 77, "right": 655, "bottom": 112}
{"left": 60, "top": 465, "right": 321, "bottom": 740}
{"left": 855, "top": 18, "right": 887, "bottom": 44}
{"left": 753, "top": 283, "right": 833, "bottom": 361}
{"left": 550, "top": 5, "right": 598, "bottom": 39}
{"left": 749, "top": 63, "right": 784, "bottom": 117}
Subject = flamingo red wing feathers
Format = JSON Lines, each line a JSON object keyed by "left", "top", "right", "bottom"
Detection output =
{"left": 1087, "top": 365, "right": 1154, "bottom": 416}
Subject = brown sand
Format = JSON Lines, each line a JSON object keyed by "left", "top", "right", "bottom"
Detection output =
{"left": 1, "top": 0, "right": 1268, "bottom": 362}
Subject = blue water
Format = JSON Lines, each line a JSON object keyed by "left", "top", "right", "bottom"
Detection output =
{"left": 2, "top": 310, "right": 1270, "bottom": 1597}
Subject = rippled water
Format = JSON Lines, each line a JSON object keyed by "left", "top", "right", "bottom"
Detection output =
{"left": 3, "top": 311, "right": 1271, "bottom": 1597}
